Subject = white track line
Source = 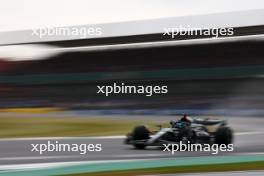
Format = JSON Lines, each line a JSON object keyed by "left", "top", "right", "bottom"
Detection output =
{"left": 0, "top": 155, "right": 80, "bottom": 161}
{"left": 0, "top": 135, "right": 125, "bottom": 141}
{"left": 0, "top": 158, "right": 155, "bottom": 171}
{"left": 0, "top": 153, "right": 169, "bottom": 161}
{"left": 0, "top": 152, "right": 264, "bottom": 172}
{"left": 0, "top": 131, "right": 263, "bottom": 141}
{"left": 235, "top": 132, "right": 264, "bottom": 136}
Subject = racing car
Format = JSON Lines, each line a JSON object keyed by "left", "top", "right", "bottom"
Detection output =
{"left": 125, "top": 115, "right": 233, "bottom": 149}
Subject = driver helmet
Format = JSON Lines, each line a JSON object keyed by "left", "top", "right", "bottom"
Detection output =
{"left": 181, "top": 114, "right": 193, "bottom": 122}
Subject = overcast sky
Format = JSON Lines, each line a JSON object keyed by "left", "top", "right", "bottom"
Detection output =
{"left": 0, "top": 0, "right": 264, "bottom": 32}
{"left": 0, "top": 0, "right": 264, "bottom": 60}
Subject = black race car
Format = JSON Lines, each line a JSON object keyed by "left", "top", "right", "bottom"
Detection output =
{"left": 125, "top": 117, "right": 233, "bottom": 149}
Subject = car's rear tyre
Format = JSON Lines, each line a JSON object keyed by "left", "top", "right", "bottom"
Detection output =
{"left": 215, "top": 126, "right": 233, "bottom": 145}
{"left": 132, "top": 125, "right": 150, "bottom": 149}
{"left": 134, "top": 144, "right": 146, "bottom": 149}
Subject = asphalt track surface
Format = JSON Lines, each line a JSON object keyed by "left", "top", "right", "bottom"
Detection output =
{"left": 0, "top": 116, "right": 263, "bottom": 166}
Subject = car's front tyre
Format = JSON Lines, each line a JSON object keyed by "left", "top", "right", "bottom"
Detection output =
{"left": 215, "top": 126, "right": 233, "bottom": 145}
{"left": 132, "top": 125, "right": 150, "bottom": 149}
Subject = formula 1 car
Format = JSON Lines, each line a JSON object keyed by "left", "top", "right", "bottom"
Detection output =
{"left": 125, "top": 117, "right": 233, "bottom": 149}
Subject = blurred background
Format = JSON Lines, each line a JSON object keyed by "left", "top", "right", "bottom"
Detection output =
{"left": 0, "top": 0, "right": 263, "bottom": 117}
{"left": 1, "top": 32, "right": 264, "bottom": 117}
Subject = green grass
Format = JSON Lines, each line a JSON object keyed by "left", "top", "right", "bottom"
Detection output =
{"left": 66, "top": 161, "right": 264, "bottom": 176}
{"left": 0, "top": 116, "right": 168, "bottom": 138}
